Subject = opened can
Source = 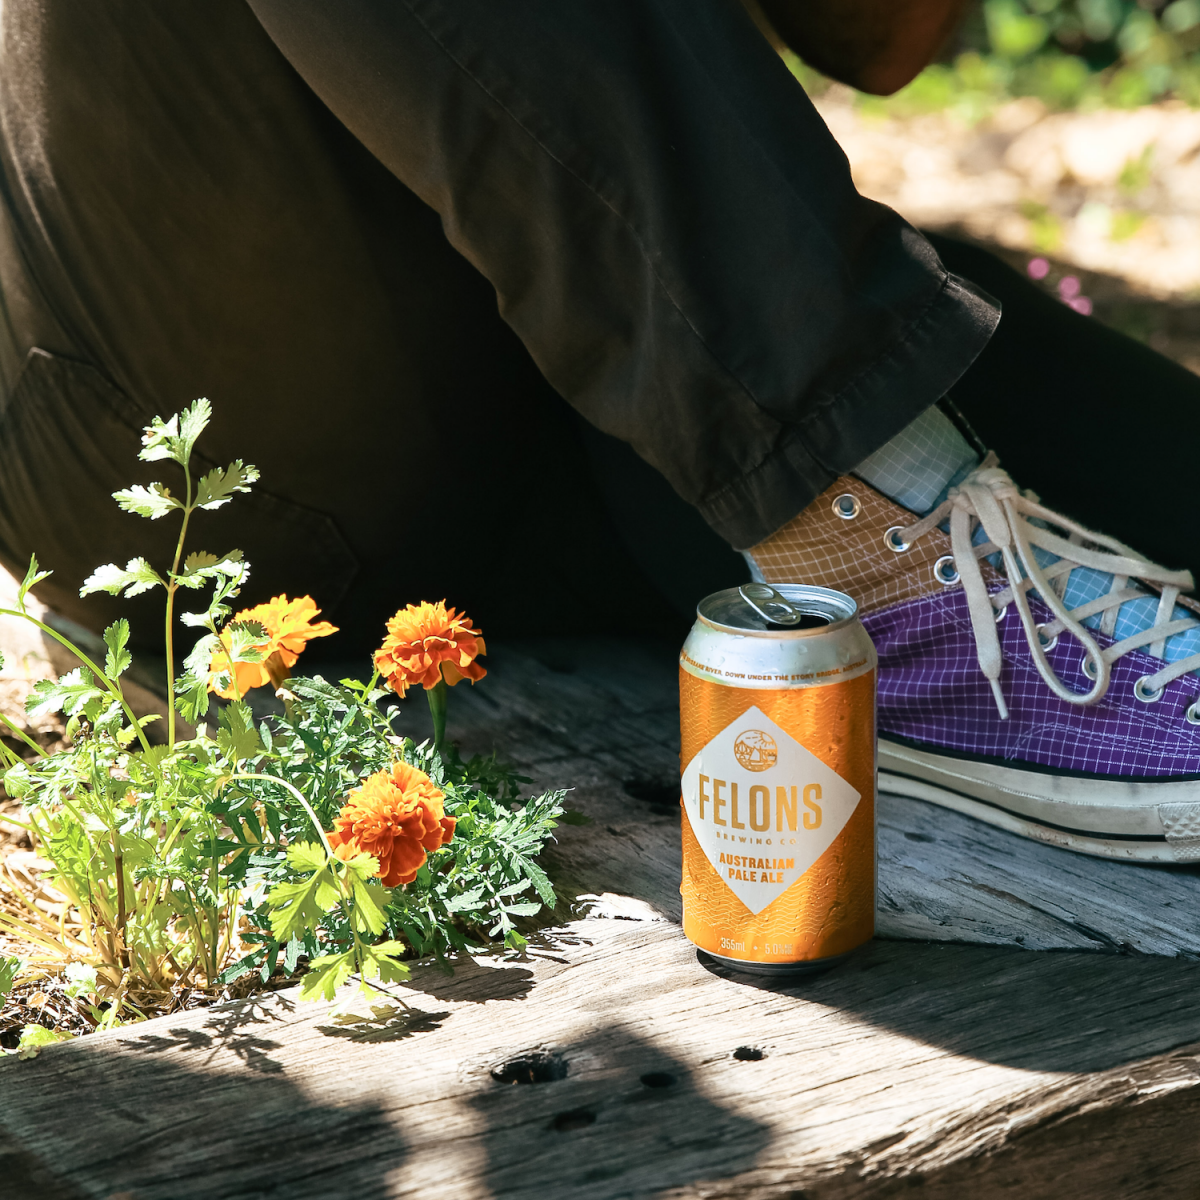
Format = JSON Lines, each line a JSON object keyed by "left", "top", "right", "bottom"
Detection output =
{"left": 679, "top": 583, "right": 877, "bottom": 975}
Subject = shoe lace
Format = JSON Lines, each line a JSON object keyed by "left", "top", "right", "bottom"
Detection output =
{"left": 892, "top": 459, "right": 1200, "bottom": 719}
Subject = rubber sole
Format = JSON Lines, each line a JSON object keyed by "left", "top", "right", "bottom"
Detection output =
{"left": 879, "top": 737, "right": 1200, "bottom": 863}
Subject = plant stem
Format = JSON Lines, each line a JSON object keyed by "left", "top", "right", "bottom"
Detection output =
{"left": 0, "top": 608, "right": 151, "bottom": 753}
{"left": 225, "top": 771, "right": 377, "bottom": 987}
{"left": 0, "top": 710, "right": 45, "bottom": 759}
{"left": 113, "top": 835, "right": 130, "bottom": 971}
{"left": 207, "top": 823, "right": 220, "bottom": 982}
{"left": 227, "top": 773, "right": 334, "bottom": 858}
{"left": 427, "top": 679, "right": 448, "bottom": 754}
{"left": 165, "top": 462, "right": 195, "bottom": 752}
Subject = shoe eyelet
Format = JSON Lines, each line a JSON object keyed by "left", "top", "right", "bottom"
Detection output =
{"left": 884, "top": 526, "right": 911, "bottom": 553}
{"left": 1035, "top": 624, "right": 1059, "bottom": 653}
{"left": 994, "top": 604, "right": 1008, "bottom": 624}
{"left": 1186, "top": 700, "right": 1200, "bottom": 726}
{"left": 832, "top": 493, "right": 861, "bottom": 520}
{"left": 1081, "top": 655, "right": 1098, "bottom": 681}
{"left": 1134, "top": 675, "right": 1164, "bottom": 704}
{"left": 933, "top": 555, "right": 959, "bottom": 586}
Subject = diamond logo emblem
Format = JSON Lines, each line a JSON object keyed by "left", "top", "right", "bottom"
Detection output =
{"left": 681, "top": 705, "right": 861, "bottom": 915}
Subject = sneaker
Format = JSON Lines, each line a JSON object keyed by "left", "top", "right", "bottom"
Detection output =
{"left": 750, "top": 460, "right": 1200, "bottom": 863}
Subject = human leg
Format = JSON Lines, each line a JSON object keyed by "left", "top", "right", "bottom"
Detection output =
{"left": 247, "top": 0, "right": 998, "bottom": 552}
{"left": 0, "top": 0, "right": 682, "bottom": 647}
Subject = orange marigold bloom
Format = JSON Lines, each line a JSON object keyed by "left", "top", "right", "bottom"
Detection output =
{"left": 374, "top": 600, "right": 486, "bottom": 698}
{"left": 327, "top": 761, "right": 456, "bottom": 887}
{"left": 208, "top": 594, "right": 337, "bottom": 699}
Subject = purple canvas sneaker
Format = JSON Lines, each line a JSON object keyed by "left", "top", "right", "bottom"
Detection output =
{"left": 750, "top": 462, "right": 1200, "bottom": 863}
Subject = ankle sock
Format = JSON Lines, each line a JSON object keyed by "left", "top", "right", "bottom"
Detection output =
{"left": 853, "top": 404, "right": 979, "bottom": 517}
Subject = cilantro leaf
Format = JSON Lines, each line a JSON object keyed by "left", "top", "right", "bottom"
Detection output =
{"left": 0, "top": 954, "right": 22, "bottom": 999}
{"left": 194, "top": 461, "right": 259, "bottom": 510}
{"left": 139, "top": 398, "right": 210, "bottom": 465}
{"left": 266, "top": 843, "right": 342, "bottom": 944}
{"left": 138, "top": 412, "right": 182, "bottom": 462}
{"left": 17, "top": 1025, "right": 72, "bottom": 1059}
{"left": 359, "top": 940, "right": 410, "bottom": 985}
{"left": 112, "top": 482, "right": 181, "bottom": 520}
{"left": 350, "top": 878, "right": 389, "bottom": 936}
{"left": 183, "top": 632, "right": 220, "bottom": 678}
{"left": 177, "top": 675, "right": 211, "bottom": 725}
{"left": 25, "top": 669, "right": 107, "bottom": 719}
{"left": 16, "top": 555, "right": 51, "bottom": 612}
{"left": 177, "top": 397, "right": 212, "bottom": 462}
{"left": 63, "top": 962, "right": 98, "bottom": 1000}
{"left": 287, "top": 842, "right": 331, "bottom": 873}
{"left": 297, "top": 949, "right": 357, "bottom": 1002}
{"left": 80, "top": 558, "right": 166, "bottom": 598}
{"left": 103, "top": 619, "right": 132, "bottom": 679}
{"left": 175, "top": 549, "right": 245, "bottom": 589}
{"left": 224, "top": 620, "right": 268, "bottom": 663}
{"left": 217, "top": 701, "right": 264, "bottom": 764}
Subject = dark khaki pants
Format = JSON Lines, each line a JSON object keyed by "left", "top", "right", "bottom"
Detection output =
{"left": 0, "top": 2, "right": 1039, "bottom": 649}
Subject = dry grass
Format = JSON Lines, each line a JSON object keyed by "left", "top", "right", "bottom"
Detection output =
{"left": 0, "top": 661, "right": 301, "bottom": 1046}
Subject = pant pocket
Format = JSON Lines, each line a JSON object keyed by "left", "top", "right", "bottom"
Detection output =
{"left": 0, "top": 348, "right": 358, "bottom": 643}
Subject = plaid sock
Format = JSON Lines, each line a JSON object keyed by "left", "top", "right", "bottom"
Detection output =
{"left": 853, "top": 404, "right": 978, "bottom": 516}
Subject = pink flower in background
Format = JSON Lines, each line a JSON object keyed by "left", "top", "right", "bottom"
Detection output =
{"left": 1027, "top": 260, "right": 1093, "bottom": 316}
{"left": 1047, "top": 274, "right": 1093, "bottom": 316}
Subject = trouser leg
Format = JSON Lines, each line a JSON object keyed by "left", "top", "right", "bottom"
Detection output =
{"left": 0, "top": 0, "right": 692, "bottom": 647}
{"left": 247, "top": 0, "right": 999, "bottom": 550}
{"left": 930, "top": 234, "right": 1200, "bottom": 578}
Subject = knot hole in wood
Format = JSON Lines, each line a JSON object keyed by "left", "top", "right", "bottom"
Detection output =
{"left": 733, "top": 1046, "right": 766, "bottom": 1061}
{"left": 490, "top": 1049, "right": 568, "bottom": 1085}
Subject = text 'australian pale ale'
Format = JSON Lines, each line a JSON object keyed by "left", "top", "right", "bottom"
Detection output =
{"left": 679, "top": 583, "right": 877, "bottom": 975}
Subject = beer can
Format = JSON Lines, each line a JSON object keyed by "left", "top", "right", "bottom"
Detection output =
{"left": 679, "top": 582, "right": 877, "bottom": 975}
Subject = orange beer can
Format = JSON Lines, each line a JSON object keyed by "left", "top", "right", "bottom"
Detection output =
{"left": 679, "top": 583, "right": 877, "bottom": 975}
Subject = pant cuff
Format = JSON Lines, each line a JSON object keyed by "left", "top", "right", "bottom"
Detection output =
{"left": 700, "top": 271, "right": 1000, "bottom": 550}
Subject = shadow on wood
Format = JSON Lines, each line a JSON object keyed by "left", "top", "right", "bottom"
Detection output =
{"left": 703, "top": 938, "right": 1200, "bottom": 1074}
{"left": 0, "top": 1000, "right": 412, "bottom": 1199}
{"left": 464, "top": 1024, "right": 772, "bottom": 1196}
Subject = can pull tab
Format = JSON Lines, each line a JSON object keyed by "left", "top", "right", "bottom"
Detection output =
{"left": 738, "top": 583, "right": 805, "bottom": 626}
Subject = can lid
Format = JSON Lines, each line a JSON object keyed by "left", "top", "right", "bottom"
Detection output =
{"left": 697, "top": 583, "right": 858, "bottom": 635}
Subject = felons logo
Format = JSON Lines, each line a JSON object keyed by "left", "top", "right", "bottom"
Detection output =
{"left": 733, "top": 729, "right": 777, "bottom": 772}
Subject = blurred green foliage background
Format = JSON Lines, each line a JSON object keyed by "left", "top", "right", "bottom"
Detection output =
{"left": 792, "top": 0, "right": 1200, "bottom": 114}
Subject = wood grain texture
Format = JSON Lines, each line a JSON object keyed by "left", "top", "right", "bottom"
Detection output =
{"left": 434, "top": 640, "right": 1200, "bottom": 958}
{"left": 1, "top": 922, "right": 1198, "bottom": 1199}
{"left": 2, "top": 637, "right": 1199, "bottom": 1199}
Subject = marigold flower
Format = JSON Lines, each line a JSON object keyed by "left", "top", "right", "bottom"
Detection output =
{"left": 208, "top": 594, "right": 337, "bottom": 699}
{"left": 327, "top": 761, "right": 456, "bottom": 887}
{"left": 374, "top": 600, "right": 486, "bottom": 698}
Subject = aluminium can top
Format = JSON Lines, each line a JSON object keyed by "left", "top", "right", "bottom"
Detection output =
{"left": 697, "top": 583, "right": 859, "bottom": 637}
